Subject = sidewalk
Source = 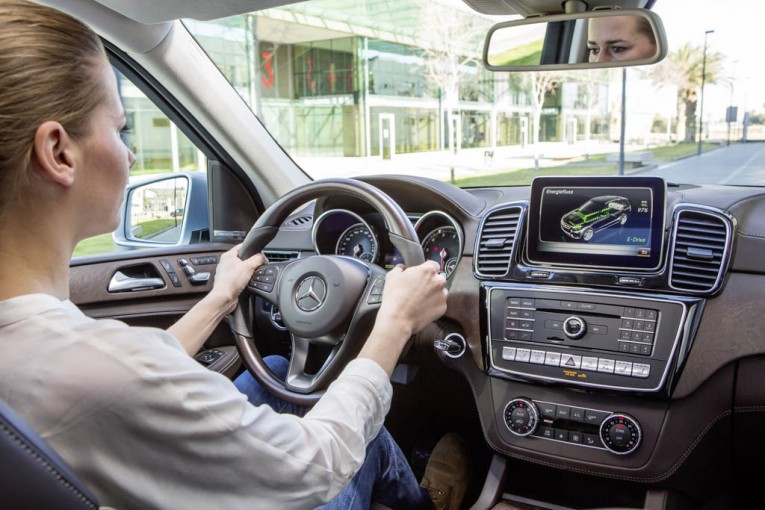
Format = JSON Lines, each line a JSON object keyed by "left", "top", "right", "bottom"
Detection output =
{"left": 297, "top": 141, "right": 636, "bottom": 182}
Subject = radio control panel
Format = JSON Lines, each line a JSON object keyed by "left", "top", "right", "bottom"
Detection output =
{"left": 485, "top": 284, "right": 700, "bottom": 392}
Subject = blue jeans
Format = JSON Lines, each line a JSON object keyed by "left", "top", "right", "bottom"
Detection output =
{"left": 234, "top": 356, "right": 433, "bottom": 510}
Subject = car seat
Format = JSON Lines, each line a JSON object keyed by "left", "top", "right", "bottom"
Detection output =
{"left": 0, "top": 399, "right": 101, "bottom": 509}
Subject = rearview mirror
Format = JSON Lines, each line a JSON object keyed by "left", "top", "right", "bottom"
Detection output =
{"left": 484, "top": 9, "right": 666, "bottom": 71}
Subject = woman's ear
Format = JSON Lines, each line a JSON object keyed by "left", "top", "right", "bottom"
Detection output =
{"left": 31, "top": 121, "right": 77, "bottom": 187}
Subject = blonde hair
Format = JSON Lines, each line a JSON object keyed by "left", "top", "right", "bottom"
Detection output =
{"left": 0, "top": 0, "right": 106, "bottom": 207}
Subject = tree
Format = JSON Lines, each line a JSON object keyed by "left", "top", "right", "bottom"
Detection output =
{"left": 417, "top": 0, "right": 490, "bottom": 152}
{"left": 527, "top": 71, "right": 560, "bottom": 147}
{"left": 648, "top": 42, "right": 726, "bottom": 142}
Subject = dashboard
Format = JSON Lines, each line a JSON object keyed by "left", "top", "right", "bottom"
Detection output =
{"left": 69, "top": 172, "right": 765, "bottom": 507}
{"left": 264, "top": 173, "right": 765, "bottom": 505}
{"left": 311, "top": 208, "right": 464, "bottom": 278}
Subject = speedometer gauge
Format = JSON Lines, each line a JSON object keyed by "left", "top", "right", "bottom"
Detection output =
{"left": 421, "top": 226, "right": 460, "bottom": 277}
{"left": 336, "top": 223, "right": 378, "bottom": 262}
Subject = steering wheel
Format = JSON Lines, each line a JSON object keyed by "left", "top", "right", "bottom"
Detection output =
{"left": 230, "top": 178, "right": 424, "bottom": 406}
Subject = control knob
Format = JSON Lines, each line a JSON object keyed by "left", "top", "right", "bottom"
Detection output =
{"left": 563, "top": 316, "right": 587, "bottom": 339}
{"left": 599, "top": 413, "right": 642, "bottom": 455}
{"left": 503, "top": 398, "right": 539, "bottom": 437}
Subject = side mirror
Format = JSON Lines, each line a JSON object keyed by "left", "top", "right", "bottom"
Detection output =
{"left": 114, "top": 172, "right": 209, "bottom": 249}
{"left": 484, "top": 9, "right": 667, "bottom": 71}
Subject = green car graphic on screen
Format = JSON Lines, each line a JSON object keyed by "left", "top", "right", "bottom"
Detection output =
{"left": 560, "top": 195, "right": 631, "bottom": 241}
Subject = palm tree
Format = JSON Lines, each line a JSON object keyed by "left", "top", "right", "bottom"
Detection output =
{"left": 648, "top": 42, "right": 726, "bottom": 142}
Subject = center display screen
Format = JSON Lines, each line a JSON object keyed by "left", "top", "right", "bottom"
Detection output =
{"left": 526, "top": 176, "right": 666, "bottom": 271}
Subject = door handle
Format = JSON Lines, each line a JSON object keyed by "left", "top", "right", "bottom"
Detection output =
{"left": 108, "top": 271, "right": 165, "bottom": 292}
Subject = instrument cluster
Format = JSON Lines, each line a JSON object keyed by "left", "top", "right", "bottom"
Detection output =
{"left": 312, "top": 209, "right": 463, "bottom": 277}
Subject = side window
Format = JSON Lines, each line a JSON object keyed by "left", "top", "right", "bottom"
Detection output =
{"left": 72, "top": 68, "right": 208, "bottom": 257}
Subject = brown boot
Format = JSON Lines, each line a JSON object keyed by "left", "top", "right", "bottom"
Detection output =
{"left": 420, "top": 433, "right": 469, "bottom": 510}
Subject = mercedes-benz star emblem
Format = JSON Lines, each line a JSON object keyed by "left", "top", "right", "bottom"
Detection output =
{"left": 295, "top": 276, "right": 327, "bottom": 312}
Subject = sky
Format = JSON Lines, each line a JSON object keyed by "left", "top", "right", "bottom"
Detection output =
{"left": 651, "top": 0, "right": 765, "bottom": 119}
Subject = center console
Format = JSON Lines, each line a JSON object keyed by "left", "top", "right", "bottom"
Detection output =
{"left": 448, "top": 175, "right": 736, "bottom": 479}
{"left": 486, "top": 285, "right": 699, "bottom": 393}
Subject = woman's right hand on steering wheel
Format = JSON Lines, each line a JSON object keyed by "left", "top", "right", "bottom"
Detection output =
{"left": 359, "top": 260, "right": 448, "bottom": 376}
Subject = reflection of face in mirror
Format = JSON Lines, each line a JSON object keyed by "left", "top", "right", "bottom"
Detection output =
{"left": 587, "top": 15, "right": 656, "bottom": 62}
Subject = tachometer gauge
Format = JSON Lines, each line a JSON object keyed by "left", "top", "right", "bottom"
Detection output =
{"left": 421, "top": 226, "right": 460, "bottom": 277}
{"left": 336, "top": 223, "right": 378, "bottom": 263}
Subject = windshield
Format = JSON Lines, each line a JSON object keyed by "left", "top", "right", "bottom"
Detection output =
{"left": 185, "top": 0, "right": 765, "bottom": 188}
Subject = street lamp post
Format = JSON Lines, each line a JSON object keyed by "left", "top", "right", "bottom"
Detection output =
{"left": 697, "top": 29, "right": 714, "bottom": 156}
{"left": 726, "top": 60, "right": 739, "bottom": 146}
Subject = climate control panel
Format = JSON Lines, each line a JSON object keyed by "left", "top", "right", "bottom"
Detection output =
{"left": 503, "top": 397, "right": 642, "bottom": 455}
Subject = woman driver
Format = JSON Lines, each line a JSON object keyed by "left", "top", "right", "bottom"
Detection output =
{"left": 0, "top": 1, "right": 464, "bottom": 508}
{"left": 588, "top": 14, "right": 657, "bottom": 62}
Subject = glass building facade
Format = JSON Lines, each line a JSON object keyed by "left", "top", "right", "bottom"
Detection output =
{"left": 124, "top": 0, "right": 611, "bottom": 167}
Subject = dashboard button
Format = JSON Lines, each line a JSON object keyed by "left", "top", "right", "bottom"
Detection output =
{"left": 560, "top": 354, "right": 582, "bottom": 369}
{"left": 515, "top": 349, "right": 531, "bottom": 362}
{"left": 538, "top": 402, "right": 557, "bottom": 419}
{"left": 508, "top": 298, "right": 521, "bottom": 307}
{"left": 578, "top": 302, "right": 596, "bottom": 311}
{"left": 545, "top": 352, "right": 561, "bottom": 366}
{"left": 530, "top": 350, "right": 546, "bottom": 364}
{"left": 590, "top": 325, "right": 607, "bottom": 335}
{"left": 597, "top": 359, "right": 615, "bottom": 373}
{"left": 584, "top": 434, "right": 602, "bottom": 447}
{"left": 623, "top": 307, "right": 636, "bottom": 318}
{"left": 555, "top": 429, "right": 569, "bottom": 442}
{"left": 618, "top": 342, "right": 630, "bottom": 352}
{"left": 569, "top": 431, "right": 583, "bottom": 444}
{"left": 539, "top": 426, "right": 554, "bottom": 439}
{"left": 615, "top": 361, "right": 633, "bottom": 376}
{"left": 505, "top": 330, "right": 519, "bottom": 340}
{"left": 632, "top": 363, "right": 651, "bottom": 378}
{"left": 501, "top": 347, "right": 516, "bottom": 361}
{"left": 582, "top": 357, "right": 599, "bottom": 371}
{"left": 519, "top": 332, "right": 532, "bottom": 341}
{"left": 584, "top": 410, "right": 610, "bottom": 425}
{"left": 555, "top": 406, "right": 571, "bottom": 420}
{"left": 640, "top": 344, "right": 652, "bottom": 356}
{"left": 570, "top": 407, "right": 586, "bottom": 422}
{"left": 520, "top": 298, "right": 535, "bottom": 308}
